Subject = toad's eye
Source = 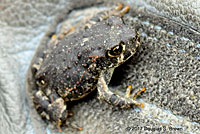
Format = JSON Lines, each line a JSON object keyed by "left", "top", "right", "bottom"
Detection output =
{"left": 107, "top": 41, "right": 125, "bottom": 57}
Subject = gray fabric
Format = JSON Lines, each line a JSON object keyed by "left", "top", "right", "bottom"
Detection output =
{"left": 0, "top": 0, "right": 199, "bottom": 134}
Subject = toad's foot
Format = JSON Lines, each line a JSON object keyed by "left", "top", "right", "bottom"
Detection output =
{"left": 97, "top": 76, "right": 145, "bottom": 108}
{"left": 33, "top": 90, "right": 68, "bottom": 132}
{"left": 84, "top": 3, "right": 130, "bottom": 29}
{"left": 126, "top": 85, "right": 146, "bottom": 107}
{"left": 114, "top": 3, "right": 130, "bottom": 17}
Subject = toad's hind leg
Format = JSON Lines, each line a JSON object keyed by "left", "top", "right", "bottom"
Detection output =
{"left": 33, "top": 90, "right": 68, "bottom": 132}
{"left": 97, "top": 75, "right": 145, "bottom": 108}
{"left": 84, "top": 4, "right": 130, "bottom": 29}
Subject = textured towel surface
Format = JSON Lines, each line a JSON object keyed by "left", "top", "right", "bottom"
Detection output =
{"left": 0, "top": 0, "right": 199, "bottom": 134}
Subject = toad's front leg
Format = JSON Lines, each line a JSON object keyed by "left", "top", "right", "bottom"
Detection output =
{"left": 97, "top": 72, "right": 145, "bottom": 108}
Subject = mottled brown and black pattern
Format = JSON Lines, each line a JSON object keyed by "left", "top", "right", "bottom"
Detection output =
{"left": 30, "top": 4, "right": 144, "bottom": 132}
{"left": 35, "top": 16, "right": 137, "bottom": 99}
